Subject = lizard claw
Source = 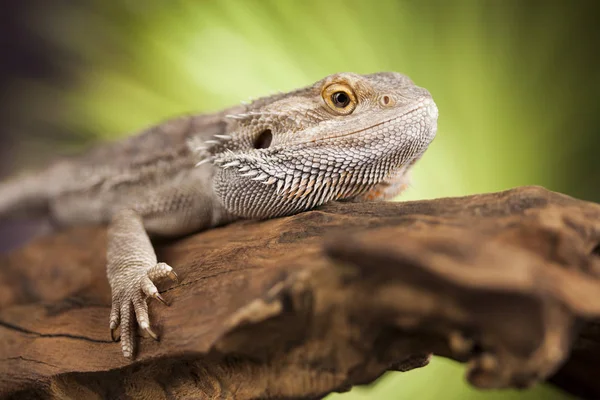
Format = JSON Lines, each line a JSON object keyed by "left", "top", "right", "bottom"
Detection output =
{"left": 144, "top": 326, "right": 159, "bottom": 341}
{"left": 153, "top": 292, "right": 170, "bottom": 306}
{"left": 168, "top": 270, "right": 179, "bottom": 283}
{"left": 111, "top": 327, "right": 120, "bottom": 342}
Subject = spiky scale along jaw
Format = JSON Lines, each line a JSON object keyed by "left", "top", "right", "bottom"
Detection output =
{"left": 198, "top": 72, "right": 438, "bottom": 219}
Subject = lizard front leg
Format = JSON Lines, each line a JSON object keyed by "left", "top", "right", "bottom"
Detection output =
{"left": 107, "top": 209, "right": 177, "bottom": 358}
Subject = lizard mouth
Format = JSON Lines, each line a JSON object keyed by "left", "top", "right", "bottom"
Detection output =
{"left": 298, "top": 116, "right": 396, "bottom": 145}
{"left": 295, "top": 98, "right": 438, "bottom": 146}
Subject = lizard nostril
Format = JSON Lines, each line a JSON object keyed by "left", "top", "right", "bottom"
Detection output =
{"left": 379, "top": 95, "right": 395, "bottom": 107}
{"left": 254, "top": 129, "right": 273, "bottom": 149}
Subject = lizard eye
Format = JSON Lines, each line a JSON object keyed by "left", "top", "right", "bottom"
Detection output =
{"left": 322, "top": 83, "right": 357, "bottom": 115}
{"left": 331, "top": 92, "right": 350, "bottom": 107}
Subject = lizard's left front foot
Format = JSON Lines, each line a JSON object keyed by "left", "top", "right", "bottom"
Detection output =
{"left": 107, "top": 209, "right": 179, "bottom": 359}
{"left": 109, "top": 262, "right": 178, "bottom": 358}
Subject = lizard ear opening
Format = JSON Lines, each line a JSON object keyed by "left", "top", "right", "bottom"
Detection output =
{"left": 254, "top": 129, "right": 273, "bottom": 149}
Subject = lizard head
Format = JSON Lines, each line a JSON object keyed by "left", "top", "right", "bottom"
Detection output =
{"left": 198, "top": 72, "right": 438, "bottom": 219}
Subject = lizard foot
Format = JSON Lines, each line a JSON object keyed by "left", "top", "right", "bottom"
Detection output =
{"left": 108, "top": 262, "right": 178, "bottom": 358}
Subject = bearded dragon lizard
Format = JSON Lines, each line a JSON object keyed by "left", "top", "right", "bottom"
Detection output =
{"left": 0, "top": 72, "right": 438, "bottom": 358}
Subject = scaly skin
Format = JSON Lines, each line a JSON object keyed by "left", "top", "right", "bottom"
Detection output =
{"left": 0, "top": 72, "right": 438, "bottom": 358}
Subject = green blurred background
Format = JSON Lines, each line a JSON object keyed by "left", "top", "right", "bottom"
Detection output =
{"left": 1, "top": 0, "right": 598, "bottom": 398}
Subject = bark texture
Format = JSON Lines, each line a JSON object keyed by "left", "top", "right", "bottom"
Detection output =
{"left": 1, "top": 186, "right": 599, "bottom": 399}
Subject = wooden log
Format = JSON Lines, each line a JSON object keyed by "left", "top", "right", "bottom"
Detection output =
{"left": 1, "top": 186, "right": 599, "bottom": 399}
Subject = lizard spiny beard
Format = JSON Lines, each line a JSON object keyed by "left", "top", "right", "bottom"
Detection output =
{"left": 206, "top": 103, "right": 436, "bottom": 219}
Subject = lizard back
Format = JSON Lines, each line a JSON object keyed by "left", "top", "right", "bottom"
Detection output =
{"left": 0, "top": 109, "right": 238, "bottom": 230}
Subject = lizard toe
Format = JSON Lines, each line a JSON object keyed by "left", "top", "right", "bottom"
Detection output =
{"left": 119, "top": 302, "right": 135, "bottom": 359}
{"left": 140, "top": 275, "right": 160, "bottom": 298}
{"left": 143, "top": 264, "right": 175, "bottom": 306}
{"left": 109, "top": 298, "right": 121, "bottom": 342}
{"left": 148, "top": 262, "right": 178, "bottom": 283}
{"left": 140, "top": 275, "right": 171, "bottom": 306}
{"left": 132, "top": 292, "right": 160, "bottom": 342}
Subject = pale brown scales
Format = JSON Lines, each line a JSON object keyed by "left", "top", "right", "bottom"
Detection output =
{"left": 0, "top": 72, "right": 438, "bottom": 358}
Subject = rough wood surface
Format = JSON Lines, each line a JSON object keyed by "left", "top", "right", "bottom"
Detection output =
{"left": 1, "top": 186, "right": 600, "bottom": 399}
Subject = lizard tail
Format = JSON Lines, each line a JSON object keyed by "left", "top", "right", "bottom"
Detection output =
{"left": 0, "top": 173, "right": 52, "bottom": 221}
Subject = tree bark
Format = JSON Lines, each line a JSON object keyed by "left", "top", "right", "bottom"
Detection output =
{"left": 1, "top": 186, "right": 599, "bottom": 399}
